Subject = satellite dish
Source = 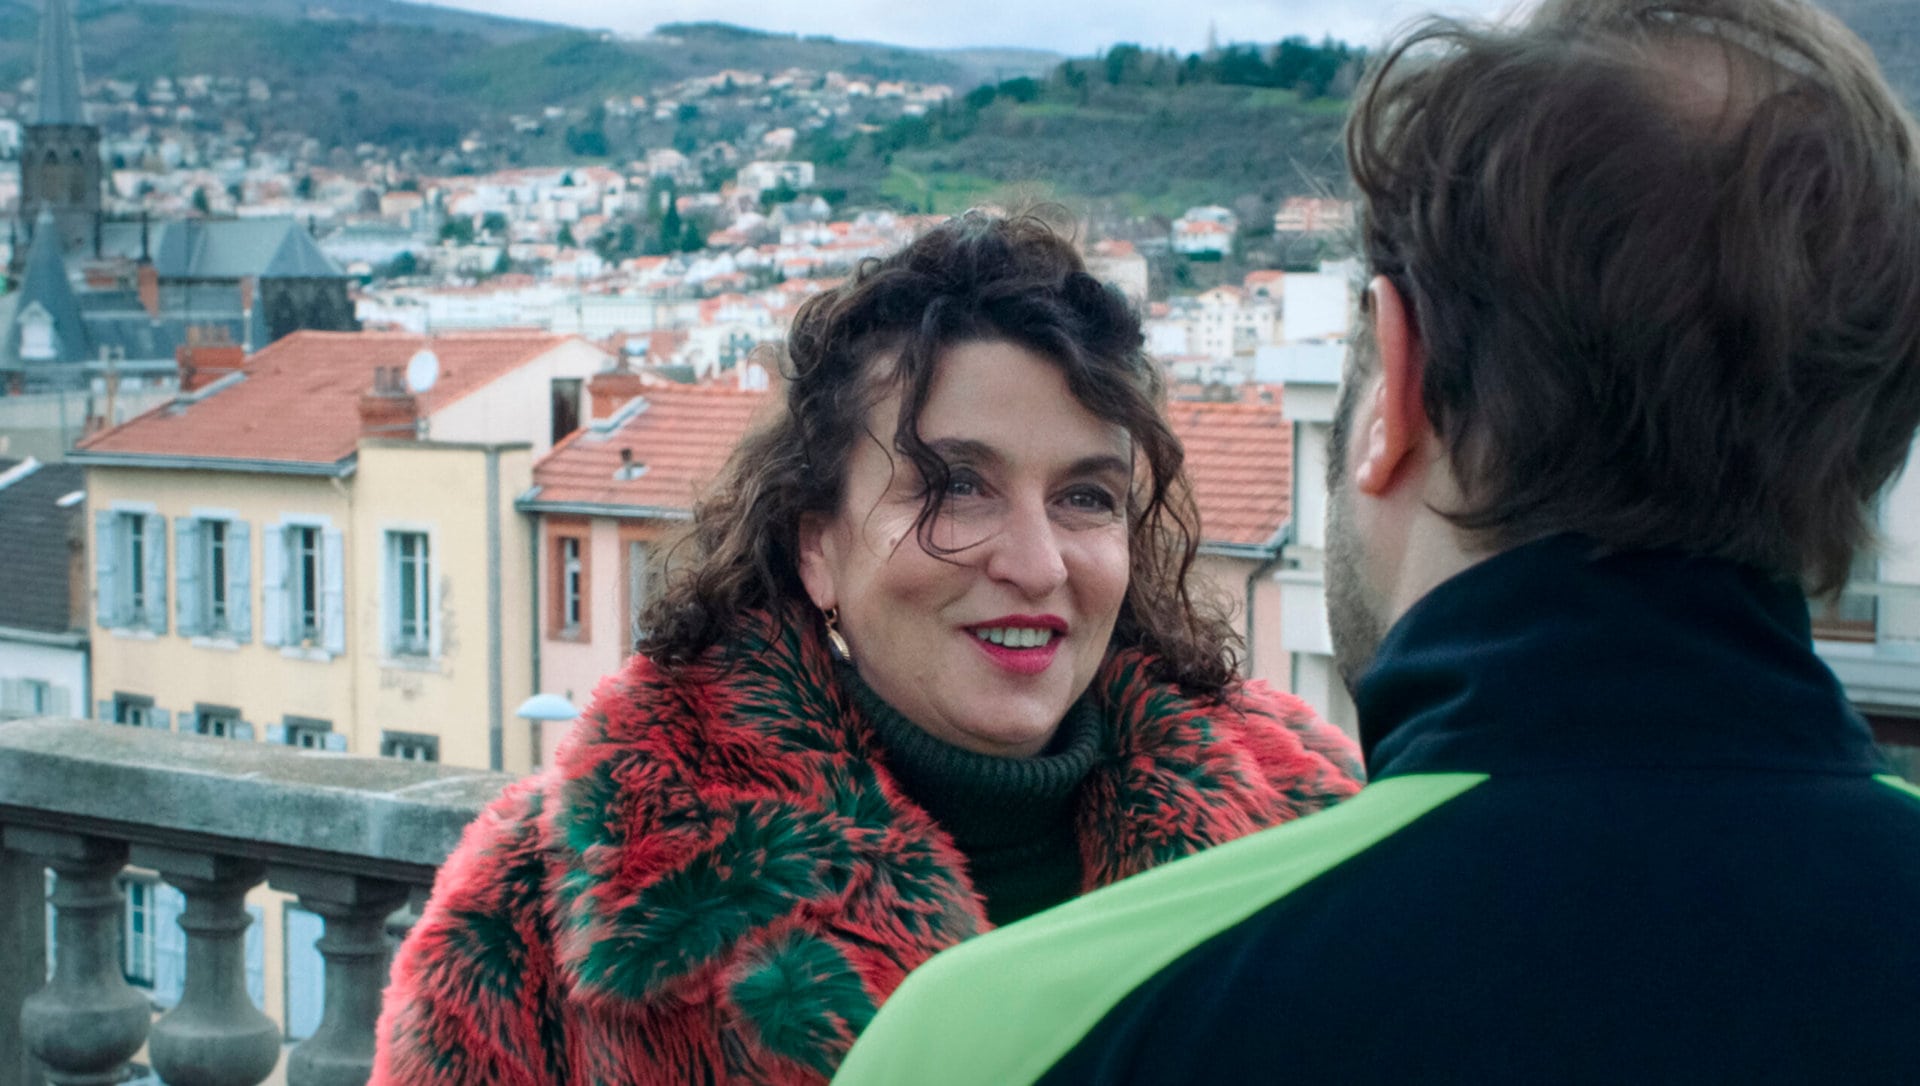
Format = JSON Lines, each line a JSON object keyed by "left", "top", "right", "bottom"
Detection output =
{"left": 405, "top": 349, "right": 440, "bottom": 394}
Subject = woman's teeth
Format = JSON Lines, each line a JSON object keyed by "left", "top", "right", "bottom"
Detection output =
{"left": 973, "top": 627, "right": 1055, "bottom": 649}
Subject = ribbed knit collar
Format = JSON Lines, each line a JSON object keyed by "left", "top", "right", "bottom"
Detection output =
{"left": 841, "top": 662, "right": 1102, "bottom": 852}
{"left": 1357, "top": 533, "right": 1886, "bottom": 780}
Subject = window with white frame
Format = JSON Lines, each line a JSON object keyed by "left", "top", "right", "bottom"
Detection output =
{"left": 380, "top": 730, "right": 439, "bottom": 762}
{"left": 562, "top": 537, "right": 583, "bottom": 633}
{"left": 189, "top": 703, "right": 249, "bottom": 741}
{"left": 626, "top": 539, "right": 652, "bottom": 646}
{"left": 281, "top": 716, "right": 337, "bottom": 751}
{"left": 290, "top": 526, "right": 321, "bottom": 644}
{"left": 0, "top": 678, "right": 66, "bottom": 720}
{"left": 176, "top": 516, "right": 251, "bottom": 642}
{"left": 96, "top": 508, "right": 168, "bottom": 635}
{"left": 264, "top": 520, "right": 344, "bottom": 655}
{"left": 205, "top": 521, "right": 229, "bottom": 628}
{"left": 121, "top": 875, "right": 156, "bottom": 987}
{"left": 386, "top": 531, "right": 432, "bottom": 657}
{"left": 112, "top": 692, "right": 154, "bottom": 729}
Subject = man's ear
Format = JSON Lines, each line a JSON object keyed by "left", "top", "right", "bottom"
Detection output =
{"left": 796, "top": 512, "right": 837, "bottom": 612}
{"left": 1353, "top": 276, "right": 1426, "bottom": 497}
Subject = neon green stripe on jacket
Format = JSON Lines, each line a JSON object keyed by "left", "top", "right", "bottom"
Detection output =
{"left": 1881, "top": 774, "right": 1920, "bottom": 804}
{"left": 832, "top": 772, "right": 1487, "bottom": 1086}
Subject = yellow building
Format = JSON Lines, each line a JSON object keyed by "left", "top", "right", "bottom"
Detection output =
{"left": 67, "top": 329, "right": 608, "bottom": 1043}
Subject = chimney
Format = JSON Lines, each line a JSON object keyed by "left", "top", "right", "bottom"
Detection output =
{"left": 358, "top": 366, "right": 420, "bottom": 440}
{"left": 176, "top": 342, "right": 246, "bottom": 392}
{"left": 588, "top": 360, "right": 646, "bottom": 421}
{"left": 137, "top": 263, "right": 160, "bottom": 317}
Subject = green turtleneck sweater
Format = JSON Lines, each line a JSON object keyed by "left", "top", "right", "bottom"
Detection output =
{"left": 842, "top": 665, "right": 1103, "bottom": 927}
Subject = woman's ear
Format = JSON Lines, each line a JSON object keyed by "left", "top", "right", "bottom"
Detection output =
{"left": 796, "top": 512, "right": 837, "bottom": 612}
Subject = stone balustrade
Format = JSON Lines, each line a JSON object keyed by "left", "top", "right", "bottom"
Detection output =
{"left": 0, "top": 718, "right": 514, "bottom": 1086}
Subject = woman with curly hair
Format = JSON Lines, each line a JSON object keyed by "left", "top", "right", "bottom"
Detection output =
{"left": 373, "top": 212, "right": 1361, "bottom": 1085}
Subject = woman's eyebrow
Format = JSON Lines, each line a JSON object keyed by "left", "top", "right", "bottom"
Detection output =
{"left": 924, "top": 439, "right": 1131, "bottom": 481}
{"left": 1068, "top": 454, "right": 1133, "bottom": 480}
{"left": 924, "top": 437, "right": 1002, "bottom": 467}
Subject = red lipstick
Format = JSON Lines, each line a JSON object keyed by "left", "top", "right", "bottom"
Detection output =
{"left": 966, "top": 615, "right": 1068, "bottom": 677}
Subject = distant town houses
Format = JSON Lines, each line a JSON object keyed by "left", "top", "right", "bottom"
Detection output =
{"left": 1172, "top": 205, "right": 1239, "bottom": 259}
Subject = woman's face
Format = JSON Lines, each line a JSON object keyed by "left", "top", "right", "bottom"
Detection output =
{"left": 799, "top": 339, "right": 1134, "bottom": 758}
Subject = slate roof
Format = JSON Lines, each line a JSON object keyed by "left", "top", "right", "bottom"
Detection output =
{"left": 0, "top": 458, "right": 86, "bottom": 635}
{"left": 527, "top": 385, "right": 1295, "bottom": 550}
{"left": 0, "top": 215, "right": 250, "bottom": 381}
{"left": 3, "top": 209, "right": 88, "bottom": 368}
{"left": 151, "top": 219, "right": 346, "bottom": 280}
{"left": 76, "top": 330, "right": 581, "bottom": 467}
{"left": 33, "top": 0, "right": 87, "bottom": 127}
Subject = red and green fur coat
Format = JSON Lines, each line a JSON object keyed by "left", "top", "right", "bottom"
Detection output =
{"left": 373, "top": 610, "right": 1362, "bottom": 1085}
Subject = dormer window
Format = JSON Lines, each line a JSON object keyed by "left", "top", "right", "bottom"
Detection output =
{"left": 19, "top": 302, "right": 55, "bottom": 361}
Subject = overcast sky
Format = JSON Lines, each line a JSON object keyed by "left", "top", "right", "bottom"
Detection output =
{"left": 423, "top": 0, "right": 1528, "bottom": 56}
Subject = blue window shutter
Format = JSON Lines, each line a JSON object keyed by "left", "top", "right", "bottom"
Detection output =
{"left": 96, "top": 699, "right": 114, "bottom": 722}
{"left": 49, "top": 686, "right": 71, "bottom": 718}
{"left": 322, "top": 732, "right": 347, "bottom": 753}
{"left": 177, "top": 711, "right": 197, "bottom": 736}
{"left": 94, "top": 511, "right": 120, "bottom": 628}
{"left": 245, "top": 905, "right": 265, "bottom": 1009}
{"left": 265, "top": 724, "right": 286, "bottom": 745}
{"left": 144, "top": 514, "right": 168, "bottom": 636}
{"left": 285, "top": 907, "right": 325, "bottom": 1041}
{"left": 321, "top": 528, "right": 346, "bottom": 656}
{"left": 151, "top": 708, "right": 171, "bottom": 731}
{"left": 153, "top": 884, "right": 186, "bottom": 1009}
{"left": 174, "top": 519, "right": 201, "bottom": 637}
{"left": 227, "top": 520, "right": 252, "bottom": 642}
{"left": 233, "top": 721, "right": 254, "bottom": 742}
{"left": 261, "top": 526, "right": 285, "bottom": 648}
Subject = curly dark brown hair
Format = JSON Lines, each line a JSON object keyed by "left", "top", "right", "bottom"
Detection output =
{"left": 639, "top": 210, "right": 1241, "bottom": 694}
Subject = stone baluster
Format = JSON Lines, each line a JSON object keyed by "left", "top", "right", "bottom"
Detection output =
{"left": 6, "top": 828, "right": 151, "bottom": 1086}
{"left": 1, "top": 843, "right": 49, "bottom": 1086}
{"left": 137, "top": 847, "right": 280, "bottom": 1086}
{"left": 273, "top": 869, "right": 409, "bottom": 1086}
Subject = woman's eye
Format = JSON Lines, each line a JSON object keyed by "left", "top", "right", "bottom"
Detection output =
{"left": 1062, "top": 486, "right": 1119, "bottom": 513}
{"left": 944, "top": 469, "right": 984, "bottom": 498}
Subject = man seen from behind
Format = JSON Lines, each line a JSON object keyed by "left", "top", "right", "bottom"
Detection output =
{"left": 832, "top": 0, "right": 1920, "bottom": 1081}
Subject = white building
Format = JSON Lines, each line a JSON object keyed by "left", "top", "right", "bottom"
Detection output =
{"left": 1172, "top": 206, "right": 1239, "bottom": 258}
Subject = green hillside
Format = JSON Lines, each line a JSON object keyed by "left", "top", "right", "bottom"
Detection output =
{"left": 808, "top": 44, "right": 1362, "bottom": 220}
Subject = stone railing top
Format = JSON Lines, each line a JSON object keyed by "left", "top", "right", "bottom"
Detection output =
{"left": 0, "top": 717, "right": 516, "bottom": 881}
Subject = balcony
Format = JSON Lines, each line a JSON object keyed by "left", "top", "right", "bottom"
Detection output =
{"left": 0, "top": 717, "right": 512, "bottom": 1086}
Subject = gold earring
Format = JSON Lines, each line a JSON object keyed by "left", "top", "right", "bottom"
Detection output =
{"left": 824, "top": 607, "right": 852, "bottom": 663}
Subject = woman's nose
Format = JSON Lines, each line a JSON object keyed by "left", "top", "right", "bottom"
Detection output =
{"left": 982, "top": 499, "right": 1069, "bottom": 598}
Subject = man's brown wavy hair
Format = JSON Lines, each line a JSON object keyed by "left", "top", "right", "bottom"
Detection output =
{"left": 641, "top": 211, "right": 1240, "bottom": 694}
{"left": 1344, "top": 0, "right": 1920, "bottom": 593}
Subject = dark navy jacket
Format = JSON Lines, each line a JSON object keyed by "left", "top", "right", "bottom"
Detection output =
{"left": 834, "top": 536, "right": 1920, "bottom": 1085}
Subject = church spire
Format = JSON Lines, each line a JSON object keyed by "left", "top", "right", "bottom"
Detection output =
{"left": 35, "top": 0, "right": 89, "bottom": 126}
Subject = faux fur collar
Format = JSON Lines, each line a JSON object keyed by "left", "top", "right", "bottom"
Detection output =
{"left": 540, "top": 606, "right": 1359, "bottom": 1078}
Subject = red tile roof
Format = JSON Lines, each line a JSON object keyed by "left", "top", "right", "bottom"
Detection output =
{"left": 1169, "top": 394, "right": 1292, "bottom": 549}
{"left": 78, "top": 330, "right": 581, "bottom": 466}
{"left": 531, "top": 386, "right": 774, "bottom": 511}
{"left": 532, "top": 385, "right": 1293, "bottom": 549}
